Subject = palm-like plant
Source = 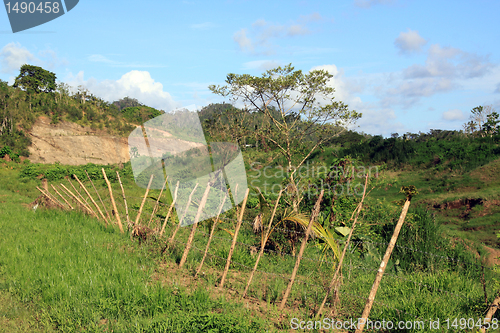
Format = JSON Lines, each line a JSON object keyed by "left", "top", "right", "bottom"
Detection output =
{"left": 252, "top": 187, "right": 340, "bottom": 267}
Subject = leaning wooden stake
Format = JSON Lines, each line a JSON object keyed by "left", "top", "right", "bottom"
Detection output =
{"left": 51, "top": 184, "right": 73, "bottom": 209}
{"left": 133, "top": 174, "right": 154, "bottom": 228}
{"left": 179, "top": 184, "right": 212, "bottom": 268}
{"left": 279, "top": 189, "right": 324, "bottom": 311}
{"left": 67, "top": 178, "right": 93, "bottom": 213}
{"left": 116, "top": 171, "right": 130, "bottom": 229}
{"left": 57, "top": 184, "right": 76, "bottom": 208}
{"left": 195, "top": 192, "right": 228, "bottom": 278}
{"left": 36, "top": 186, "right": 65, "bottom": 209}
{"left": 317, "top": 174, "right": 369, "bottom": 318}
{"left": 355, "top": 185, "right": 418, "bottom": 333}
{"left": 102, "top": 168, "right": 124, "bottom": 233}
{"left": 163, "top": 183, "right": 199, "bottom": 252}
{"left": 148, "top": 176, "right": 168, "bottom": 227}
{"left": 219, "top": 188, "right": 250, "bottom": 288}
{"left": 243, "top": 189, "right": 283, "bottom": 297}
{"left": 74, "top": 174, "right": 108, "bottom": 225}
{"left": 159, "top": 181, "right": 179, "bottom": 237}
{"left": 60, "top": 183, "right": 97, "bottom": 217}
{"left": 85, "top": 170, "right": 111, "bottom": 221}
{"left": 481, "top": 292, "right": 500, "bottom": 333}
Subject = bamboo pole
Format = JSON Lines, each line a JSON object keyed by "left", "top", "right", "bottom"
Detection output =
{"left": 148, "top": 176, "right": 168, "bottom": 227}
{"left": 163, "top": 183, "right": 199, "bottom": 252}
{"left": 36, "top": 186, "right": 65, "bottom": 209}
{"left": 116, "top": 171, "right": 130, "bottom": 229}
{"left": 317, "top": 174, "right": 369, "bottom": 318}
{"left": 279, "top": 189, "right": 324, "bottom": 311}
{"left": 179, "top": 184, "right": 212, "bottom": 268}
{"left": 51, "top": 184, "right": 73, "bottom": 209}
{"left": 481, "top": 293, "right": 500, "bottom": 333}
{"left": 102, "top": 168, "right": 124, "bottom": 234}
{"left": 133, "top": 174, "right": 154, "bottom": 229}
{"left": 42, "top": 179, "right": 48, "bottom": 206}
{"left": 243, "top": 188, "right": 283, "bottom": 297}
{"left": 58, "top": 184, "right": 76, "bottom": 206}
{"left": 159, "top": 181, "right": 179, "bottom": 237}
{"left": 219, "top": 188, "right": 250, "bottom": 288}
{"left": 355, "top": 187, "right": 416, "bottom": 333}
{"left": 60, "top": 183, "right": 97, "bottom": 217}
{"left": 67, "top": 178, "right": 96, "bottom": 217}
{"left": 85, "top": 170, "right": 111, "bottom": 221}
{"left": 195, "top": 192, "right": 228, "bottom": 278}
{"left": 73, "top": 174, "right": 108, "bottom": 224}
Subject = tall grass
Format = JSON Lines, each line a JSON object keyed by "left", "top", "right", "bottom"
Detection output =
{"left": 0, "top": 191, "right": 267, "bottom": 332}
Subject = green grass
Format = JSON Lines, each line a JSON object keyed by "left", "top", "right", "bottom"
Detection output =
{"left": 0, "top": 184, "right": 269, "bottom": 332}
{"left": 2, "top": 155, "right": 500, "bottom": 332}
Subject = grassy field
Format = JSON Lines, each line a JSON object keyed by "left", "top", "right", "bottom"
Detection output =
{"left": 0, "top": 156, "right": 499, "bottom": 332}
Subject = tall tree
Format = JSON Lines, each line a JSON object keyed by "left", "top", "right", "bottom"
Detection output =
{"left": 13, "top": 64, "right": 56, "bottom": 94}
{"left": 209, "top": 63, "right": 361, "bottom": 210}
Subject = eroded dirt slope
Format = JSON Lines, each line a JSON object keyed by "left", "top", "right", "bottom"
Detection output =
{"left": 28, "top": 117, "right": 130, "bottom": 165}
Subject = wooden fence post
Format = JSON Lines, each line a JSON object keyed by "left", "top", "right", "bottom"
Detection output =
{"left": 355, "top": 186, "right": 417, "bottom": 333}
{"left": 73, "top": 174, "right": 108, "bottom": 224}
{"left": 60, "top": 183, "right": 97, "bottom": 217}
{"left": 163, "top": 183, "right": 199, "bottom": 253}
{"left": 116, "top": 171, "right": 130, "bottom": 229}
{"left": 243, "top": 189, "right": 283, "bottom": 297}
{"left": 219, "top": 188, "right": 250, "bottom": 288}
{"left": 179, "top": 184, "right": 211, "bottom": 268}
{"left": 133, "top": 174, "right": 154, "bottom": 228}
{"left": 67, "top": 178, "right": 94, "bottom": 215}
{"left": 279, "top": 189, "right": 324, "bottom": 311}
{"left": 481, "top": 293, "right": 500, "bottom": 333}
{"left": 36, "top": 186, "right": 65, "bottom": 209}
{"left": 51, "top": 184, "right": 73, "bottom": 209}
{"left": 317, "top": 174, "right": 369, "bottom": 318}
{"left": 102, "top": 168, "right": 124, "bottom": 233}
{"left": 148, "top": 177, "right": 168, "bottom": 227}
{"left": 159, "top": 181, "right": 179, "bottom": 237}
{"left": 195, "top": 192, "right": 228, "bottom": 278}
{"left": 85, "top": 170, "right": 111, "bottom": 221}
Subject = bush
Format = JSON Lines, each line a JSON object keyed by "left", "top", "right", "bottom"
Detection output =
{"left": 0, "top": 145, "right": 12, "bottom": 158}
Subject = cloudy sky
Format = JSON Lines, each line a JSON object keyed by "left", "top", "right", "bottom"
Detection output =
{"left": 1, "top": 0, "right": 499, "bottom": 136}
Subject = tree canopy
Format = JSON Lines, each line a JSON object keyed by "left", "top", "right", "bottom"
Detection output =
{"left": 13, "top": 64, "right": 56, "bottom": 94}
{"left": 209, "top": 63, "right": 361, "bottom": 210}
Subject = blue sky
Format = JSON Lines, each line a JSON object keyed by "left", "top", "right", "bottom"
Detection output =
{"left": 1, "top": 0, "right": 499, "bottom": 136}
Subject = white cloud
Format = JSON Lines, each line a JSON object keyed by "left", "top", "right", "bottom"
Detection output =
{"left": 394, "top": 29, "right": 427, "bottom": 55}
{"left": 64, "top": 70, "right": 180, "bottom": 111}
{"left": 243, "top": 60, "right": 281, "bottom": 71}
{"left": 0, "top": 42, "right": 66, "bottom": 75}
{"left": 234, "top": 14, "right": 320, "bottom": 55}
{"left": 403, "top": 44, "right": 493, "bottom": 79}
{"left": 88, "top": 54, "right": 114, "bottom": 64}
{"left": 299, "top": 12, "right": 323, "bottom": 23}
{"left": 442, "top": 109, "right": 466, "bottom": 121}
{"left": 376, "top": 43, "right": 495, "bottom": 108}
{"left": 0, "top": 42, "right": 37, "bottom": 74}
{"left": 495, "top": 83, "right": 500, "bottom": 94}
{"left": 233, "top": 29, "right": 254, "bottom": 53}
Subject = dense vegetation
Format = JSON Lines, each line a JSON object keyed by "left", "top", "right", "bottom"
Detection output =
{"left": 1, "top": 64, "right": 500, "bottom": 331}
{"left": 0, "top": 66, "right": 164, "bottom": 160}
